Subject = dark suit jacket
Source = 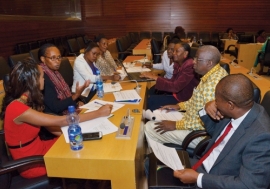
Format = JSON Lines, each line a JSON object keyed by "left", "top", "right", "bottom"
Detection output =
{"left": 198, "top": 103, "right": 270, "bottom": 189}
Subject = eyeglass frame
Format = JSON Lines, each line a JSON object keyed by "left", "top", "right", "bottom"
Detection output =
{"left": 194, "top": 57, "right": 211, "bottom": 63}
{"left": 43, "top": 56, "right": 63, "bottom": 61}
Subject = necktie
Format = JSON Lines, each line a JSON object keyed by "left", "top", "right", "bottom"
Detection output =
{"left": 192, "top": 122, "right": 233, "bottom": 170}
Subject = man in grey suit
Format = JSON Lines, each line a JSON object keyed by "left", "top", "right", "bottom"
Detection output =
{"left": 174, "top": 74, "right": 270, "bottom": 188}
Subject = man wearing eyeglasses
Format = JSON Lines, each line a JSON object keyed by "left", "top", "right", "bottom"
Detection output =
{"left": 145, "top": 45, "right": 228, "bottom": 148}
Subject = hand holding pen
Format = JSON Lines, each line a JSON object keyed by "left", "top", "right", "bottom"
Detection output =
{"left": 205, "top": 100, "right": 223, "bottom": 120}
{"left": 94, "top": 101, "right": 113, "bottom": 117}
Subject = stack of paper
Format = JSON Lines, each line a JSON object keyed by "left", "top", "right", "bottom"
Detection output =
{"left": 113, "top": 89, "right": 142, "bottom": 104}
{"left": 143, "top": 109, "right": 183, "bottom": 121}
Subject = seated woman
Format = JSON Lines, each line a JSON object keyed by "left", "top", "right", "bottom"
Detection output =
{"left": 95, "top": 35, "right": 125, "bottom": 80}
{"left": 39, "top": 43, "right": 89, "bottom": 115}
{"left": 257, "top": 30, "right": 267, "bottom": 43}
{"left": 146, "top": 38, "right": 179, "bottom": 79}
{"left": 141, "top": 42, "right": 199, "bottom": 111}
{"left": 0, "top": 58, "right": 112, "bottom": 179}
{"left": 222, "top": 27, "right": 238, "bottom": 40}
{"left": 72, "top": 42, "right": 121, "bottom": 99}
{"left": 254, "top": 37, "right": 270, "bottom": 75}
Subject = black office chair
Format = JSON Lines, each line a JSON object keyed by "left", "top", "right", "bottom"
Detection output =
{"left": 187, "top": 32, "right": 198, "bottom": 41}
{"left": 37, "top": 40, "right": 46, "bottom": 47}
{"left": 260, "top": 90, "right": 270, "bottom": 117}
{"left": 58, "top": 57, "right": 74, "bottom": 88}
{"left": 140, "top": 31, "right": 151, "bottom": 40}
{"left": 67, "top": 38, "right": 80, "bottom": 56}
{"left": 199, "top": 32, "right": 211, "bottom": 45}
{"left": 76, "top": 36, "right": 86, "bottom": 49}
{"left": 29, "top": 48, "right": 40, "bottom": 64}
{"left": 0, "top": 130, "right": 63, "bottom": 189}
{"left": 211, "top": 32, "right": 220, "bottom": 48}
{"left": 28, "top": 41, "right": 39, "bottom": 50}
{"left": 258, "top": 39, "right": 270, "bottom": 72}
{"left": 8, "top": 53, "right": 30, "bottom": 68}
{"left": 15, "top": 43, "right": 30, "bottom": 54}
{"left": 151, "top": 39, "right": 162, "bottom": 63}
{"left": 0, "top": 57, "right": 11, "bottom": 80}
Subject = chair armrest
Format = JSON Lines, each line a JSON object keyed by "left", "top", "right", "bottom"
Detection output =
{"left": 118, "top": 51, "right": 132, "bottom": 55}
{"left": 193, "top": 136, "right": 211, "bottom": 159}
{"left": 0, "top": 155, "right": 44, "bottom": 175}
{"left": 226, "top": 44, "right": 235, "bottom": 50}
{"left": 181, "top": 130, "right": 208, "bottom": 150}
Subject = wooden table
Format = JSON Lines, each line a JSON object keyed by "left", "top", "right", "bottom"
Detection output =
{"left": 0, "top": 80, "right": 4, "bottom": 130}
{"left": 235, "top": 43, "right": 263, "bottom": 70}
{"left": 221, "top": 58, "right": 270, "bottom": 99}
{"left": 44, "top": 82, "right": 147, "bottom": 189}
{"left": 133, "top": 39, "right": 152, "bottom": 59}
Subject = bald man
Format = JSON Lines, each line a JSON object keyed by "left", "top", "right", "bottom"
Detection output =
{"left": 145, "top": 45, "right": 228, "bottom": 148}
{"left": 174, "top": 74, "right": 270, "bottom": 189}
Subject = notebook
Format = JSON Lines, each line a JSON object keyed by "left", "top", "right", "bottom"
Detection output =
{"left": 119, "top": 60, "right": 155, "bottom": 82}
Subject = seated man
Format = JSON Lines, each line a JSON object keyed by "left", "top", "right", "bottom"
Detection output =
{"left": 144, "top": 45, "right": 228, "bottom": 148}
{"left": 174, "top": 74, "right": 270, "bottom": 189}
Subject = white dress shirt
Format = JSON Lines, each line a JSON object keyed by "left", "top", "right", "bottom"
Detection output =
{"left": 196, "top": 108, "right": 250, "bottom": 188}
{"left": 153, "top": 50, "right": 174, "bottom": 79}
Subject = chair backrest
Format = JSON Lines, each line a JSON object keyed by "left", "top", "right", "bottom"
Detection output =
{"left": 252, "top": 82, "right": 261, "bottom": 103}
{"left": 3, "top": 74, "right": 10, "bottom": 92}
{"left": 8, "top": 53, "right": 30, "bottom": 68}
{"left": 187, "top": 32, "right": 198, "bottom": 40}
{"left": 190, "top": 47, "right": 198, "bottom": 58}
{"left": 199, "top": 32, "right": 211, "bottom": 44}
{"left": 45, "top": 38, "right": 54, "bottom": 44}
{"left": 37, "top": 40, "right": 46, "bottom": 47}
{"left": 219, "top": 62, "right": 230, "bottom": 74}
{"left": 260, "top": 91, "right": 270, "bottom": 117}
{"left": 58, "top": 58, "right": 74, "bottom": 88}
{"left": 76, "top": 37, "right": 85, "bottom": 49}
{"left": 29, "top": 48, "right": 40, "bottom": 64}
{"left": 0, "top": 57, "right": 11, "bottom": 80}
{"left": 140, "top": 31, "right": 151, "bottom": 40}
{"left": 28, "top": 41, "right": 39, "bottom": 50}
{"left": 151, "top": 32, "right": 163, "bottom": 42}
{"left": 263, "top": 39, "right": 270, "bottom": 66}
{"left": 67, "top": 38, "right": 80, "bottom": 55}
{"left": 15, "top": 43, "right": 29, "bottom": 54}
{"left": 151, "top": 39, "right": 161, "bottom": 63}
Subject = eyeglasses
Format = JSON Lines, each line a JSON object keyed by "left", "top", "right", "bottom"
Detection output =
{"left": 194, "top": 57, "right": 210, "bottom": 63}
{"left": 44, "top": 56, "right": 62, "bottom": 61}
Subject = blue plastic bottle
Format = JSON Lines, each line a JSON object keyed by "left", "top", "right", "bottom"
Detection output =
{"left": 96, "top": 70, "right": 104, "bottom": 99}
{"left": 67, "top": 106, "right": 83, "bottom": 151}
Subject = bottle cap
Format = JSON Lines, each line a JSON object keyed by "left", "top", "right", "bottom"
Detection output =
{"left": 68, "top": 106, "right": 75, "bottom": 113}
{"left": 96, "top": 70, "right": 100, "bottom": 74}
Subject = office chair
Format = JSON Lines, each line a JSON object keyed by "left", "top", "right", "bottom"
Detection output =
{"left": 67, "top": 38, "right": 81, "bottom": 56}
{"left": 140, "top": 31, "right": 151, "bottom": 40}
{"left": 58, "top": 57, "right": 74, "bottom": 88}
{"left": 28, "top": 41, "right": 39, "bottom": 50}
{"left": 46, "top": 38, "right": 54, "bottom": 44}
{"left": 15, "top": 43, "right": 30, "bottom": 54}
{"left": 211, "top": 32, "right": 220, "bottom": 48}
{"left": 260, "top": 90, "right": 270, "bottom": 117}
{"left": 187, "top": 32, "right": 198, "bottom": 41}
{"left": 116, "top": 37, "right": 133, "bottom": 61}
{"left": 151, "top": 39, "right": 162, "bottom": 63}
{"left": 199, "top": 32, "right": 211, "bottom": 45}
{"left": 0, "top": 130, "right": 63, "bottom": 189}
{"left": 76, "top": 36, "right": 86, "bottom": 49}
{"left": 258, "top": 39, "right": 270, "bottom": 73}
{"left": 0, "top": 57, "right": 11, "bottom": 80}
{"left": 37, "top": 39, "right": 46, "bottom": 47}
{"left": 152, "top": 32, "right": 163, "bottom": 42}
{"left": 8, "top": 53, "right": 30, "bottom": 68}
{"left": 29, "top": 48, "right": 40, "bottom": 64}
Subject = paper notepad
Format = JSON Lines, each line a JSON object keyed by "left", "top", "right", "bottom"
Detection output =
{"left": 113, "top": 89, "right": 141, "bottom": 104}
{"left": 103, "top": 82, "right": 122, "bottom": 93}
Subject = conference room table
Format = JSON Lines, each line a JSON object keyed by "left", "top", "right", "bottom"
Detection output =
{"left": 44, "top": 72, "right": 148, "bottom": 189}
{"left": 221, "top": 58, "right": 270, "bottom": 98}
{"left": 221, "top": 39, "right": 237, "bottom": 50}
{"left": 235, "top": 43, "right": 263, "bottom": 70}
{"left": 132, "top": 39, "right": 152, "bottom": 59}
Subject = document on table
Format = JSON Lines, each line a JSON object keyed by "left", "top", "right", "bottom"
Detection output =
{"left": 79, "top": 99, "right": 124, "bottom": 113}
{"left": 113, "top": 89, "right": 142, "bottom": 103}
{"left": 146, "top": 134, "right": 184, "bottom": 170}
{"left": 103, "top": 82, "right": 122, "bottom": 93}
{"left": 61, "top": 117, "right": 118, "bottom": 143}
{"left": 143, "top": 109, "right": 183, "bottom": 121}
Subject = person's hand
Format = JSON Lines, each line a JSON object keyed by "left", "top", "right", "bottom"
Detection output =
{"left": 160, "top": 105, "right": 180, "bottom": 112}
{"left": 144, "top": 63, "right": 153, "bottom": 68}
{"left": 96, "top": 104, "right": 113, "bottom": 117}
{"left": 140, "top": 72, "right": 157, "bottom": 80}
{"left": 205, "top": 100, "right": 223, "bottom": 120}
{"left": 154, "top": 120, "right": 176, "bottom": 134}
{"left": 77, "top": 101, "right": 84, "bottom": 107}
{"left": 72, "top": 80, "right": 90, "bottom": 100}
{"left": 112, "top": 73, "right": 121, "bottom": 81}
{"left": 173, "top": 169, "right": 199, "bottom": 184}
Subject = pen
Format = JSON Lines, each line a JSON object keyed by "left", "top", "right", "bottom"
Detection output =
{"left": 94, "top": 101, "right": 105, "bottom": 106}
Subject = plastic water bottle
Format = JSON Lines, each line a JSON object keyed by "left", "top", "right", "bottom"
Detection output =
{"left": 199, "top": 39, "right": 203, "bottom": 47}
{"left": 96, "top": 70, "right": 104, "bottom": 99}
{"left": 67, "top": 106, "right": 83, "bottom": 151}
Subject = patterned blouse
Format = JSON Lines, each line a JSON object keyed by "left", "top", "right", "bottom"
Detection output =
{"left": 95, "top": 50, "right": 118, "bottom": 76}
{"left": 175, "top": 64, "right": 228, "bottom": 130}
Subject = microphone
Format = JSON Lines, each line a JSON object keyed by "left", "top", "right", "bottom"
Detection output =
{"left": 120, "top": 108, "right": 131, "bottom": 129}
{"left": 111, "top": 80, "right": 141, "bottom": 90}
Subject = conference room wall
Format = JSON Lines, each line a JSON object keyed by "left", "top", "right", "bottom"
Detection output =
{"left": 83, "top": 0, "right": 270, "bottom": 39}
{"left": 0, "top": 0, "right": 270, "bottom": 59}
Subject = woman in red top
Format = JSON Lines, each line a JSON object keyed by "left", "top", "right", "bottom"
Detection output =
{"left": 0, "top": 58, "right": 112, "bottom": 178}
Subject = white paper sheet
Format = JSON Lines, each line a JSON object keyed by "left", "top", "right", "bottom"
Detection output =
{"left": 126, "top": 67, "right": 151, "bottom": 73}
{"left": 103, "top": 82, "right": 122, "bottom": 93}
{"left": 143, "top": 109, "right": 183, "bottom": 121}
{"left": 79, "top": 99, "right": 124, "bottom": 113}
{"left": 61, "top": 117, "right": 118, "bottom": 143}
{"left": 146, "top": 134, "right": 184, "bottom": 170}
{"left": 113, "top": 89, "right": 142, "bottom": 104}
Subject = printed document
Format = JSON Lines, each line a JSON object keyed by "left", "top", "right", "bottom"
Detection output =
{"left": 113, "top": 89, "right": 142, "bottom": 103}
{"left": 143, "top": 109, "right": 183, "bottom": 121}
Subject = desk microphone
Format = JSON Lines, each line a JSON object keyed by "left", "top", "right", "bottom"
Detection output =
{"left": 120, "top": 108, "right": 130, "bottom": 129}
